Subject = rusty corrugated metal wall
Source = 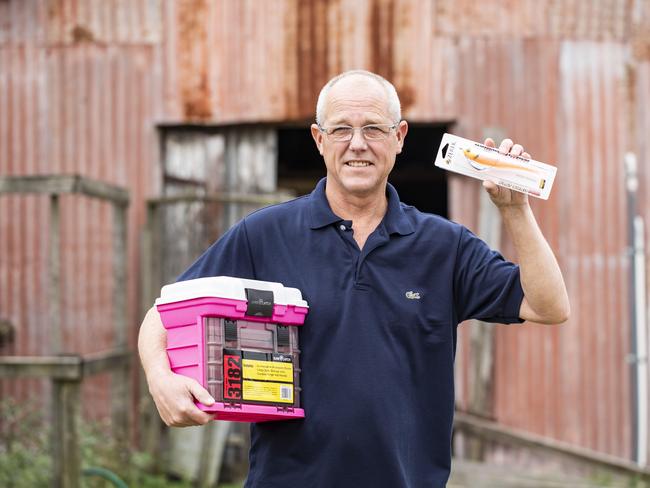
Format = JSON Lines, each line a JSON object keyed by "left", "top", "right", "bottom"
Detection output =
{"left": 1, "top": 0, "right": 649, "bottom": 462}
{"left": 452, "top": 39, "right": 635, "bottom": 459}
{"left": 0, "top": 0, "right": 164, "bottom": 418}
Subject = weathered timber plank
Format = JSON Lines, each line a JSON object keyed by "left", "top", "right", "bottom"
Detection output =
{"left": 76, "top": 177, "right": 129, "bottom": 206}
{"left": 111, "top": 201, "right": 130, "bottom": 452}
{"left": 0, "top": 355, "right": 82, "bottom": 379}
{"left": 0, "top": 350, "right": 130, "bottom": 378}
{"left": 0, "top": 175, "right": 129, "bottom": 205}
{"left": 148, "top": 190, "right": 292, "bottom": 206}
{"left": 139, "top": 201, "right": 164, "bottom": 461}
{"left": 112, "top": 204, "right": 128, "bottom": 348}
{"left": 454, "top": 412, "right": 650, "bottom": 480}
{"left": 52, "top": 379, "right": 81, "bottom": 488}
{"left": 49, "top": 194, "right": 62, "bottom": 354}
{"left": 83, "top": 349, "right": 132, "bottom": 376}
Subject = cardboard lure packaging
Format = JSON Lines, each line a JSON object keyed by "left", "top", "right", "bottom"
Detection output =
{"left": 434, "top": 133, "right": 557, "bottom": 200}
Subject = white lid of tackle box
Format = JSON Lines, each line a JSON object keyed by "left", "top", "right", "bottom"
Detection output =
{"left": 155, "top": 276, "right": 308, "bottom": 308}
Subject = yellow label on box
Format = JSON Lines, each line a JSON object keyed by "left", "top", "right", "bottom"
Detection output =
{"left": 243, "top": 380, "right": 294, "bottom": 404}
{"left": 242, "top": 359, "right": 293, "bottom": 382}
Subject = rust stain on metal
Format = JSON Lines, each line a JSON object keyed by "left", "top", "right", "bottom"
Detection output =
{"left": 396, "top": 83, "right": 415, "bottom": 112}
{"left": 369, "top": 0, "right": 415, "bottom": 112}
{"left": 295, "top": 0, "right": 330, "bottom": 120}
{"left": 633, "top": 39, "right": 650, "bottom": 60}
{"left": 47, "top": 1, "right": 61, "bottom": 21}
{"left": 632, "top": 0, "right": 650, "bottom": 60}
{"left": 632, "top": 24, "right": 650, "bottom": 61}
{"left": 369, "top": 0, "right": 395, "bottom": 83}
{"left": 625, "top": 63, "right": 637, "bottom": 141}
{"left": 71, "top": 25, "right": 96, "bottom": 44}
{"left": 178, "top": 0, "right": 212, "bottom": 120}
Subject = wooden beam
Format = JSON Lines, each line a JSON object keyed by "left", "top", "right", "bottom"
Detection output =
{"left": 454, "top": 411, "right": 650, "bottom": 481}
{"left": 139, "top": 201, "right": 164, "bottom": 461}
{"left": 0, "top": 175, "right": 129, "bottom": 205}
{"left": 0, "top": 175, "right": 78, "bottom": 195}
{"left": 0, "top": 355, "right": 82, "bottom": 379}
{"left": 76, "top": 176, "right": 129, "bottom": 206}
{"left": 111, "top": 201, "right": 130, "bottom": 451}
{"left": 147, "top": 190, "right": 293, "bottom": 207}
{"left": 0, "top": 350, "right": 130, "bottom": 379}
{"left": 49, "top": 194, "right": 62, "bottom": 354}
{"left": 52, "top": 378, "right": 81, "bottom": 488}
{"left": 112, "top": 204, "right": 128, "bottom": 349}
{"left": 83, "top": 349, "right": 132, "bottom": 376}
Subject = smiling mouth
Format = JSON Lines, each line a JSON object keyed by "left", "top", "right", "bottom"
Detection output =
{"left": 345, "top": 161, "right": 373, "bottom": 168}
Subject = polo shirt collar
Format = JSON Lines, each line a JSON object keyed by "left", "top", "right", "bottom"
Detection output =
{"left": 309, "top": 177, "right": 414, "bottom": 236}
{"left": 384, "top": 182, "right": 415, "bottom": 236}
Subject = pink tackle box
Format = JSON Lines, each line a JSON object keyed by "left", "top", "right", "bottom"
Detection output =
{"left": 156, "top": 276, "right": 309, "bottom": 422}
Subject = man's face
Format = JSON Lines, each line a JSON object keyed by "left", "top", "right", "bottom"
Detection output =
{"left": 311, "top": 76, "right": 408, "bottom": 199}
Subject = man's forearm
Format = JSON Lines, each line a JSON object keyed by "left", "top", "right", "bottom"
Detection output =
{"left": 138, "top": 307, "right": 172, "bottom": 381}
{"left": 501, "top": 204, "right": 570, "bottom": 324}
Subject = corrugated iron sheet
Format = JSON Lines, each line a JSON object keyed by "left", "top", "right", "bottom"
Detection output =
{"left": 451, "top": 39, "right": 634, "bottom": 459}
{"left": 1, "top": 0, "right": 649, "bottom": 463}
{"left": 0, "top": 0, "right": 162, "bottom": 46}
{"left": 0, "top": 0, "right": 163, "bottom": 419}
{"left": 432, "top": 0, "right": 631, "bottom": 40}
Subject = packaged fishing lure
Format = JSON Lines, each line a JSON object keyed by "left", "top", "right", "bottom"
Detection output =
{"left": 434, "top": 133, "right": 557, "bottom": 200}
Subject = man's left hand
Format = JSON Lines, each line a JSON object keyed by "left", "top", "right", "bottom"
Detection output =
{"left": 482, "top": 138, "right": 531, "bottom": 208}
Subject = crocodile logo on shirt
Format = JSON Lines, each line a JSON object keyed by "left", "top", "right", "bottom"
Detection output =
{"left": 405, "top": 291, "right": 421, "bottom": 300}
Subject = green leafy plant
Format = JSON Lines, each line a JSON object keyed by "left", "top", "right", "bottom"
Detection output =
{"left": 0, "top": 398, "right": 52, "bottom": 488}
{"left": 0, "top": 399, "right": 194, "bottom": 487}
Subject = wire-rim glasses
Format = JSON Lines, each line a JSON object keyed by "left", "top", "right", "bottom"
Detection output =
{"left": 318, "top": 123, "right": 398, "bottom": 142}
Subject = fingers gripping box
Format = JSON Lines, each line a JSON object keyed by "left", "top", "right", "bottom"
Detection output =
{"left": 156, "top": 276, "right": 309, "bottom": 422}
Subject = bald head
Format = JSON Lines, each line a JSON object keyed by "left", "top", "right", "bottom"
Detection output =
{"left": 315, "top": 70, "right": 402, "bottom": 126}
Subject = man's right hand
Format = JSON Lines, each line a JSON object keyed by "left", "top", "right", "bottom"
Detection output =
{"left": 148, "top": 370, "right": 216, "bottom": 427}
{"left": 138, "top": 306, "right": 215, "bottom": 427}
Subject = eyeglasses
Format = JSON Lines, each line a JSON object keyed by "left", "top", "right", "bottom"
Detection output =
{"left": 318, "top": 123, "right": 398, "bottom": 142}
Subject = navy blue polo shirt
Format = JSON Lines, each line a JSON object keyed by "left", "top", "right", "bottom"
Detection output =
{"left": 178, "top": 177, "right": 524, "bottom": 488}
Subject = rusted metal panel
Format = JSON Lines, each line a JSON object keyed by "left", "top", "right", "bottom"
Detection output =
{"left": 161, "top": 0, "right": 429, "bottom": 123}
{"left": 0, "top": 0, "right": 162, "bottom": 47}
{"left": 550, "top": 41, "right": 630, "bottom": 459}
{"left": 0, "top": 0, "right": 161, "bottom": 421}
{"left": 432, "top": 0, "right": 631, "bottom": 41}
{"left": 453, "top": 39, "right": 635, "bottom": 461}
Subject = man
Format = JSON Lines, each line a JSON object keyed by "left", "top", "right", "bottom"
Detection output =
{"left": 139, "top": 70, "right": 570, "bottom": 487}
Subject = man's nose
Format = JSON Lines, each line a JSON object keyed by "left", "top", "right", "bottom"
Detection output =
{"left": 348, "top": 128, "right": 368, "bottom": 150}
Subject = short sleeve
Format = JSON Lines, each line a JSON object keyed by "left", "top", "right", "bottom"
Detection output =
{"left": 453, "top": 226, "right": 524, "bottom": 324}
{"left": 177, "top": 219, "right": 256, "bottom": 282}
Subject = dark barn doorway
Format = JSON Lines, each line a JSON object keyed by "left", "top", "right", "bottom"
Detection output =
{"left": 277, "top": 124, "right": 450, "bottom": 219}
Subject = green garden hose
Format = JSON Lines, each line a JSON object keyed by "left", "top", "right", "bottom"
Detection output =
{"left": 82, "top": 466, "right": 128, "bottom": 488}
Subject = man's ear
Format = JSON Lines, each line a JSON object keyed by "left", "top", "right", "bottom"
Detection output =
{"left": 311, "top": 124, "right": 324, "bottom": 155}
{"left": 395, "top": 120, "right": 408, "bottom": 155}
